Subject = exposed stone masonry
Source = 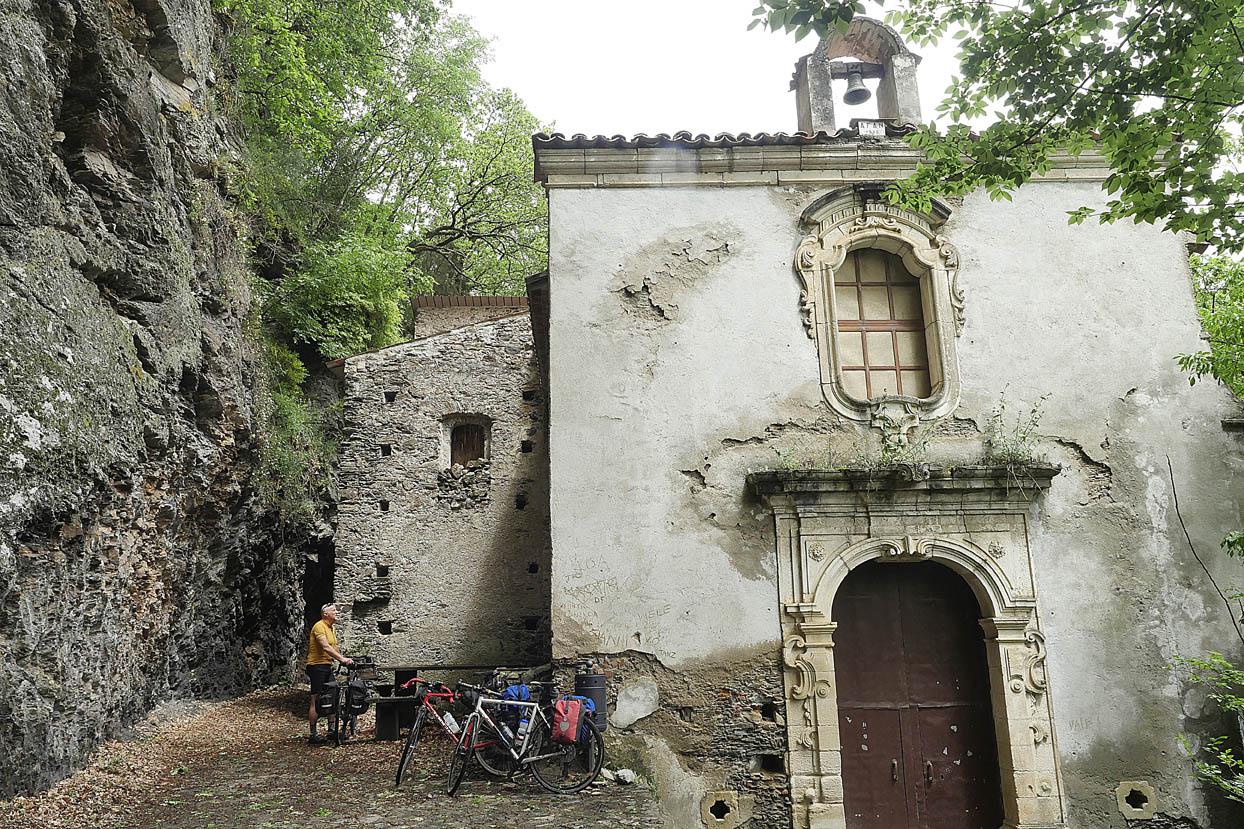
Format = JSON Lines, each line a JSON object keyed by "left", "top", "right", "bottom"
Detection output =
{"left": 336, "top": 313, "right": 551, "bottom": 669}
{"left": 437, "top": 459, "right": 492, "bottom": 508}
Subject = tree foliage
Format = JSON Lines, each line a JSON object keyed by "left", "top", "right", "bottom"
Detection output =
{"left": 215, "top": 0, "right": 548, "bottom": 522}
{"left": 1177, "top": 653, "right": 1244, "bottom": 804}
{"left": 753, "top": 0, "right": 1244, "bottom": 250}
{"left": 1179, "top": 254, "right": 1244, "bottom": 398}
{"left": 218, "top": 0, "right": 547, "bottom": 358}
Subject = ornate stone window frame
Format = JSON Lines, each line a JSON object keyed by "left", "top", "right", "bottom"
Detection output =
{"left": 748, "top": 466, "right": 1068, "bottom": 829}
{"left": 796, "top": 184, "right": 963, "bottom": 436}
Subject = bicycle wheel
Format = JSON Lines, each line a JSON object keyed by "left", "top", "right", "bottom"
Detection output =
{"left": 395, "top": 708, "right": 426, "bottom": 787}
{"left": 528, "top": 715, "right": 605, "bottom": 794}
{"left": 333, "top": 688, "right": 348, "bottom": 746}
{"left": 445, "top": 720, "right": 473, "bottom": 797}
{"left": 473, "top": 720, "right": 517, "bottom": 778}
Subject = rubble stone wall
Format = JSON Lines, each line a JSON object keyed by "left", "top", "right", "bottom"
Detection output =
{"left": 335, "top": 313, "right": 550, "bottom": 668}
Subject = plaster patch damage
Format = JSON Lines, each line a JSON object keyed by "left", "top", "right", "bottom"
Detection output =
{"left": 569, "top": 650, "right": 790, "bottom": 829}
{"left": 613, "top": 229, "right": 734, "bottom": 322}
{"left": 1054, "top": 437, "right": 1113, "bottom": 501}
{"left": 670, "top": 415, "right": 846, "bottom": 583}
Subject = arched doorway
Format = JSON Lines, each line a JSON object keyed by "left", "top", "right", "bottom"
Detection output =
{"left": 833, "top": 560, "right": 1004, "bottom": 829}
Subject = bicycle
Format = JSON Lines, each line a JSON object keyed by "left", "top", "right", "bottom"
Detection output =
{"left": 393, "top": 676, "right": 460, "bottom": 787}
{"left": 326, "top": 656, "right": 377, "bottom": 747}
{"left": 445, "top": 681, "right": 605, "bottom": 796}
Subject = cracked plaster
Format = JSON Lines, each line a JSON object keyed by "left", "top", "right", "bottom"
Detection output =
{"left": 547, "top": 179, "right": 1244, "bottom": 827}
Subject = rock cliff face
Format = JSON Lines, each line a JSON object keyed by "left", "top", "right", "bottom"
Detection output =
{"left": 0, "top": 0, "right": 300, "bottom": 796}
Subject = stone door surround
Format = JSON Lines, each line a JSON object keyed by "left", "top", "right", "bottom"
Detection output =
{"left": 748, "top": 466, "right": 1068, "bottom": 829}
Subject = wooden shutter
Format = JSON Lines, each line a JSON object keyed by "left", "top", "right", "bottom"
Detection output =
{"left": 450, "top": 424, "right": 486, "bottom": 466}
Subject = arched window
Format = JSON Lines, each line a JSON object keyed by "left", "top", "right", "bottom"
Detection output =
{"left": 440, "top": 414, "right": 491, "bottom": 468}
{"left": 795, "top": 183, "right": 963, "bottom": 431}
{"left": 833, "top": 248, "right": 935, "bottom": 401}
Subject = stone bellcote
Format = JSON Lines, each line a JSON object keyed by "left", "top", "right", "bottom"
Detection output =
{"left": 791, "top": 16, "right": 923, "bottom": 133}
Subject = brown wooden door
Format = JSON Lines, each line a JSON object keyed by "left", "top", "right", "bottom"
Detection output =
{"left": 833, "top": 561, "right": 1003, "bottom": 829}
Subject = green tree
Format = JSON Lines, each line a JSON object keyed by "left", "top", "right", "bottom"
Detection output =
{"left": 753, "top": 0, "right": 1244, "bottom": 251}
{"left": 1179, "top": 254, "right": 1244, "bottom": 398}
{"left": 214, "top": 0, "right": 549, "bottom": 522}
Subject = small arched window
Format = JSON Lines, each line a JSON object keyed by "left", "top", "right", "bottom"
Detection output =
{"left": 833, "top": 248, "right": 936, "bottom": 401}
{"left": 441, "top": 414, "right": 491, "bottom": 468}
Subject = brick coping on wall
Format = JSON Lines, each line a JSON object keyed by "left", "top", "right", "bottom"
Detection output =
{"left": 412, "top": 295, "right": 528, "bottom": 308}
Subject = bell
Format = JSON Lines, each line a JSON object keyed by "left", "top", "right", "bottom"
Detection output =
{"left": 843, "top": 71, "right": 871, "bottom": 106}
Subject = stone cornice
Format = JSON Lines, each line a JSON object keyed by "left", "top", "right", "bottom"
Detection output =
{"left": 536, "top": 143, "right": 1110, "bottom": 189}
{"left": 747, "top": 463, "right": 1060, "bottom": 499}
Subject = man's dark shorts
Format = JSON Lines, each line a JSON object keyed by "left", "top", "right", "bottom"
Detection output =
{"left": 307, "top": 663, "right": 333, "bottom": 695}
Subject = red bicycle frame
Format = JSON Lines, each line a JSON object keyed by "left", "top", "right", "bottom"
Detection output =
{"left": 398, "top": 676, "right": 459, "bottom": 739}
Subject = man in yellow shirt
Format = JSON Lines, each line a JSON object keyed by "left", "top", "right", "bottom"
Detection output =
{"left": 307, "top": 603, "right": 353, "bottom": 744}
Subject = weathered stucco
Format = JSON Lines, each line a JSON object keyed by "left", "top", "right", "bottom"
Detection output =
{"left": 544, "top": 166, "right": 1244, "bottom": 828}
{"left": 335, "top": 313, "right": 550, "bottom": 668}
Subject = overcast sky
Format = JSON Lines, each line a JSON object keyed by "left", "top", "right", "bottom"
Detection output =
{"left": 450, "top": 0, "right": 961, "bottom": 137}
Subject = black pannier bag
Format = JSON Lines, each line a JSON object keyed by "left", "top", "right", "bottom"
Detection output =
{"left": 348, "top": 676, "right": 370, "bottom": 716}
{"left": 315, "top": 681, "right": 338, "bottom": 716}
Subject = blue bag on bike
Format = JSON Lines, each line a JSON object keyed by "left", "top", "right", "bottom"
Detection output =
{"left": 501, "top": 683, "right": 531, "bottom": 702}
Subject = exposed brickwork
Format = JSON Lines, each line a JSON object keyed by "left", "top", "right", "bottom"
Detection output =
{"left": 410, "top": 304, "right": 527, "bottom": 340}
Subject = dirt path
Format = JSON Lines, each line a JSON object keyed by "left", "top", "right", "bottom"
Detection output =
{"left": 1, "top": 688, "right": 662, "bottom": 829}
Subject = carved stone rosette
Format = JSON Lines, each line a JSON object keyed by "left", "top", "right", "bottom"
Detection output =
{"left": 795, "top": 185, "right": 964, "bottom": 440}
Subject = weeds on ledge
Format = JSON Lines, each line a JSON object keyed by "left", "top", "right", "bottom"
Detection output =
{"left": 983, "top": 393, "right": 1047, "bottom": 465}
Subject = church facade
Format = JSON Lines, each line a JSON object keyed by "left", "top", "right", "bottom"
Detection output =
{"left": 336, "top": 18, "right": 1243, "bottom": 829}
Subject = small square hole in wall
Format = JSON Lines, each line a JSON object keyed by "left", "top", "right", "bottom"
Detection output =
{"left": 377, "top": 620, "right": 393, "bottom": 635}
{"left": 383, "top": 391, "right": 398, "bottom": 403}
{"left": 375, "top": 564, "right": 389, "bottom": 578}
{"left": 523, "top": 615, "right": 541, "bottom": 631}
{"left": 527, "top": 561, "right": 539, "bottom": 574}
{"left": 520, "top": 440, "right": 534, "bottom": 453}
{"left": 515, "top": 493, "right": 528, "bottom": 510}
{"left": 522, "top": 389, "right": 536, "bottom": 402}
{"left": 380, "top": 444, "right": 392, "bottom": 457}
{"left": 379, "top": 499, "right": 390, "bottom": 512}
{"left": 748, "top": 753, "right": 785, "bottom": 775}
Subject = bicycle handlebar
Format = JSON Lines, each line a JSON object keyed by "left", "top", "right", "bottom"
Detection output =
{"left": 398, "top": 676, "right": 451, "bottom": 693}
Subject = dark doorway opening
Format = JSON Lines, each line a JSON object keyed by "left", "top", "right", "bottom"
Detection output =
{"left": 833, "top": 560, "right": 1003, "bottom": 829}
{"left": 302, "top": 536, "right": 336, "bottom": 630}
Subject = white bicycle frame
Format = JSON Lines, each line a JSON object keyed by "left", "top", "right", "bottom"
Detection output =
{"left": 462, "top": 695, "right": 560, "bottom": 764}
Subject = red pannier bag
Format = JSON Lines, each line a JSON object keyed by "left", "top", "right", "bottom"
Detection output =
{"left": 551, "top": 697, "right": 584, "bottom": 744}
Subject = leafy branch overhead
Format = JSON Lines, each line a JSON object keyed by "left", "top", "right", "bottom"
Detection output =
{"left": 218, "top": 0, "right": 548, "bottom": 357}
{"left": 753, "top": 0, "right": 1244, "bottom": 251}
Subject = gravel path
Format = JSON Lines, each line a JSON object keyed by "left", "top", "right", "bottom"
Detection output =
{"left": 0, "top": 687, "right": 662, "bottom": 829}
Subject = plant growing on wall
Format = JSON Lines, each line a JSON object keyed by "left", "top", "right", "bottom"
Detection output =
{"left": 1177, "top": 653, "right": 1244, "bottom": 804}
{"left": 982, "top": 393, "right": 1047, "bottom": 468}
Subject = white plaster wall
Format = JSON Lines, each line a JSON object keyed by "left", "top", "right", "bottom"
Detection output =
{"left": 548, "top": 186, "right": 823, "bottom": 668}
{"left": 548, "top": 177, "right": 1244, "bottom": 826}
